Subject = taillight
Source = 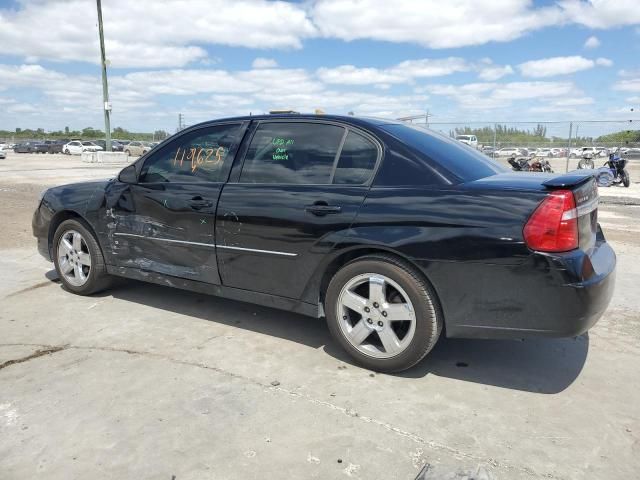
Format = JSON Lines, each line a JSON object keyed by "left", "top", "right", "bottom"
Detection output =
{"left": 523, "top": 190, "right": 578, "bottom": 252}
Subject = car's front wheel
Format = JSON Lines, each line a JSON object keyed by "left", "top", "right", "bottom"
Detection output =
{"left": 53, "top": 219, "right": 111, "bottom": 295}
{"left": 325, "top": 254, "right": 442, "bottom": 373}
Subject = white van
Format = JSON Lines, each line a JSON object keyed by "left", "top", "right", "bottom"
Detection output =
{"left": 455, "top": 135, "right": 478, "bottom": 149}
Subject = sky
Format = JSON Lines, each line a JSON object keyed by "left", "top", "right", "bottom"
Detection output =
{"left": 0, "top": 0, "right": 640, "bottom": 135}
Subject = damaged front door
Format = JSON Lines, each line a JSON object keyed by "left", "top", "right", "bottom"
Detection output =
{"left": 104, "top": 122, "right": 245, "bottom": 284}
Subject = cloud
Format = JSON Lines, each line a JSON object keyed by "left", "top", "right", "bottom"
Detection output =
{"left": 252, "top": 58, "right": 279, "bottom": 69}
{"left": 2, "top": 0, "right": 640, "bottom": 70}
{"left": 423, "top": 81, "right": 576, "bottom": 109}
{"left": 317, "top": 65, "right": 406, "bottom": 85}
{"left": 529, "top": 96, "right": 595, "bottom": 113}
{"left": 0, "top": 0, "right": 316, "bottom": 68}
{"left": 553, "top": 97, "right": 595, "bottom": 106}
{"left": 311, "top": 0, "right": 563, "bottom": 49}
{"left": 518, "top": 56, "right": 607, "bottom": 78}
{"left": 478, "top": 64, "right": 514, "bottom": 81}
{"left": 595, "top": 57, "right": 613, "bottom": 67}
{"left": 317, "top": 57, "right": 470, "bottom": 85}
{"left": 0, "top": 62, "right": 429, "bottom": 124}
{"left": 583, "top": 36, "right": 600, "bottom": 48}
{"left": 614, "top": 78, "right": 640, "bottom": 93}
{"left": 557, "top": 0, "right": 640, "bottom": 29}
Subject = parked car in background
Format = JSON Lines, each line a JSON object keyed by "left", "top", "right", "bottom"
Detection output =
{"left": 569, "top": 148, "right": 582, "bottom": 158}
{"left": 63, "top": 141, "right": 83, "bottom": 155}
{"left": 82, "top": 141, "right": 103, "bottom": 152}
{"left": 622, "top": 147, "right": 640, "bottom": 159}
{"left": 14, "top": 142, "right": 38, "bottom": 153}
{"left": 581, "top": 147, "right": 610, "bottom": 159}
{"left": 115, "top": 140, "right": 131, "bottom": 146}
{"left": 0, "top": 149, "right": 5, "bottom": 159}
{"left": 124, "top": 141, "right": 151, "bottom": 156}
{"left": 93, "top": 140, "right": 124, "bottom": 152}
{"left": 534, "top": 148, "right": 553, "bottom": 157}
{"left": 63, "top": 141, "right": 102, "bottom": 154}
{"left": 481, "top": 146, "right": 496, "bottom": 157}
{"left": 495, "top": 147, "right": 525, "bottom": 157}
{"left": 45, "top": 140, "right": 69, "bottom": 154}
{"left": 31, "top": 142, "right": 49, "bottom": 154}
{"left": 455, "top": 135, "right": 478, "bottom": 148}
{"left": 32, "top": 114, "right": 616, "bottom": 372}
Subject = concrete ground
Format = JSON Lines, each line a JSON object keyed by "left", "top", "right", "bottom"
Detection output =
{"left": 1, "top": 152, "right": 639, "bottom": 480}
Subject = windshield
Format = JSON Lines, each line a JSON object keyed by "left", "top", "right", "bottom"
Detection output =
{"left": 382, "top": 123, "right": 507, "bottom": 183}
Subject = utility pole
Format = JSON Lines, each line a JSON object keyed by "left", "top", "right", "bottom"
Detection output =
{"left": 96, "top": 0, "right": 111, "bottom": 151}
{"left": 492, "top": 123, "right": 497, "bottom": 159}
{"left": 565, "top": 122, "right": 573, "bottom": 173}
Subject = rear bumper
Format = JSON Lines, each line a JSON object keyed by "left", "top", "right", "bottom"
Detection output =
{"left": 423, "top": 238, "right": 616, "bottom": 339}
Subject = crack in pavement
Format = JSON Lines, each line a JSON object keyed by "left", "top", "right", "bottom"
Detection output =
{"left": 0, "top": 345, "right": 67, "bottom": 370}
{"left": 0, "top": 342, "right": 553, "bottom": 479}
{"left": 3, "top": 280, "right": 56, "bottom": 299}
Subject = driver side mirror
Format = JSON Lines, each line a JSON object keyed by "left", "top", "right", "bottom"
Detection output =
{"left": 118, "top": 164, "right": 137, "bottom": 184}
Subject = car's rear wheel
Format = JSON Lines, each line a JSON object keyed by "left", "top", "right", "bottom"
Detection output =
{"left": 124, "top": 149, "right": 130, "bottom": 156}
{"left": 53, "top": 219, "right": 111, "bottom": 295}
{"left": 325, "top": 254, "right": 442, "bottom": 373}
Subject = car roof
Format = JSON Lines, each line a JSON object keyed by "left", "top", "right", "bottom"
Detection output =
{"left": 186, "top": 113, "right": 403, "bottom": 130}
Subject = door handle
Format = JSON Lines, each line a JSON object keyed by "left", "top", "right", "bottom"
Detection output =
{"left": 189, "top": 196, "right": 213, "bottom": 210}
{"left": 305, "top": 202, "right": 342, "bottom": 216}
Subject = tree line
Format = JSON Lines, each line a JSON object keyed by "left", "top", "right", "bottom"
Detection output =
{"left": 0, "top": 126, "right": 170, "bottom": 142}
{"left": 450, "top": 124, "right": 640, "bottom": 146}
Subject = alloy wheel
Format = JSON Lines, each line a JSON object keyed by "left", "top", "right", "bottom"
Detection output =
{"left": 57, "top": 229, "right": 92, "bottom": 286}
{"left": 337, "top": 273, "right": 416, "bottom": 358}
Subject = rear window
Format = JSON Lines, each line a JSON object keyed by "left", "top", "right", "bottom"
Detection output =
{"left": 382, "top": 123, "right": 506, "bottom": 183}
{"left": 333, "top": 131, "right": 378, "bottom": 184}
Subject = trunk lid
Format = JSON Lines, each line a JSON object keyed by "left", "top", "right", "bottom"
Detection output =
{"left": 470, "top": 171, "right": 599, "bottom": 252}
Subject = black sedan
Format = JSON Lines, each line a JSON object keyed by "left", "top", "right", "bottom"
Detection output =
{"left": 32, "top": 115, "right": 615, "bottom": 372}
{"left": 93, "top": 139, "right": 124, "bottom": 152}
{"left": 14, "top": 142, "right": 38, "bottom": 153}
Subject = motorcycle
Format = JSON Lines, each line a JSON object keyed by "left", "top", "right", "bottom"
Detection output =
{"left": 508, "top": 156, "right": 553, "bottom": 173}
{"left": 595, "top": 153, "right": 630, "bottom": 188}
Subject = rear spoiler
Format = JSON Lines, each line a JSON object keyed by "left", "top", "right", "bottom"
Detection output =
{"left": 542, "top": 171, "right": 595, "bottom": 189}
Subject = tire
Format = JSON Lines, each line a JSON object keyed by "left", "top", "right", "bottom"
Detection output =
{"left": 578, "top": 159, "right": 594, "bottom": 169}
{"left": 125, "top": 150, "right": 130, "bottom": 156}
{"left": 622, "top": 170, "right": 630, "bottom": 188}
{"left": 52, "top": 219, "right": 111, "bottom": 295}
{"left": 64, "top": 149, "right": 70, "bottom": 154}
{"left": 325, "top": 254, "right": 442, "bottom": 373}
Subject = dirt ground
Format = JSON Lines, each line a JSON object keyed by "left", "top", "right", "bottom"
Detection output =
{"left": 1, "top": 152, "right": 639, "bottom": 479}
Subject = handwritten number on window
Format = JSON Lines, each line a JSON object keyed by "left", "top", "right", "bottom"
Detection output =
{"left": 172, "top": 146, "right": 226, "bottom": 173}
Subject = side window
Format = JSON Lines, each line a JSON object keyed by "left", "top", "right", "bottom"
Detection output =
{"left": 332, "top": 130, "right": 378, "bottom": 185}
{"left": 138, "top": 123, "right": 241, "bottom": 183}
{"left": 240, "top": 122, "right": 344, "bottom": 184}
